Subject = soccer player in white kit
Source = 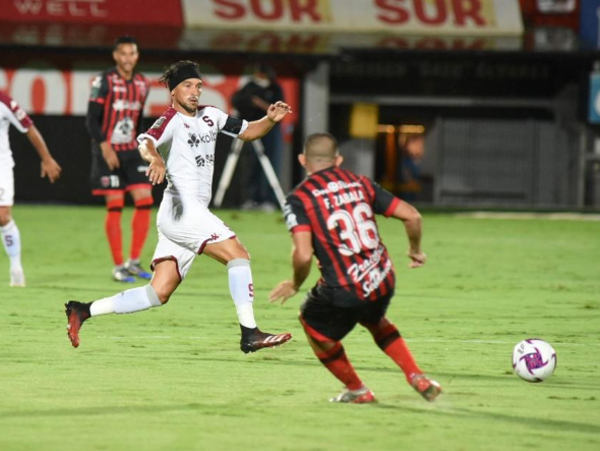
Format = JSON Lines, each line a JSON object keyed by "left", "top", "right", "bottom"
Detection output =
{"left": 65, "top": 61, "right": 292, "bottom": 353}
{"left": 0, "top": 91, "right": 62, "bottom": 287}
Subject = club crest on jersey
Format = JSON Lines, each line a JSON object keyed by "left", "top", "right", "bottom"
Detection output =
{"left": 101, "top": 175, "right": 120, "bottom": 188}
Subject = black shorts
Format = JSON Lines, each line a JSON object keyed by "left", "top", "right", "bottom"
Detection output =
{"left": 300, "top": 285, "right": 394, "bottom": 342}
{"left": 90, "top": 143, "right": 150, "bottom": 195}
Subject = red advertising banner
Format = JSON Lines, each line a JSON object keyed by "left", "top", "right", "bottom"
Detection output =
{"left": 0, "top": 0, "right": 182, "bottom": 26}
{"left": 0, "top": 0, "right": 183, "bottom": 47}
{"left": 0, "top": 22, "right": 182, "bottom": 48}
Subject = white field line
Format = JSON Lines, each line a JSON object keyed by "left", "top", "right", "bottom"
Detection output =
{"left": 95, "top": 336, "right": 600, "bottom": 346}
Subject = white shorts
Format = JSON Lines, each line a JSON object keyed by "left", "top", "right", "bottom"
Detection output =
{"left": 151, "top": 194, "right": 235, "bottom": 280}
{"left": 0, "top": 165, "right": 14, "bottom": 207}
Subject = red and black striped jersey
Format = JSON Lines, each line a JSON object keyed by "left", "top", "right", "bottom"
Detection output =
{"left": 284, "top": 166, "right": 401, "bottom": 301}
{"left": 87, "top": 68, "right": 149, "bottom": 151}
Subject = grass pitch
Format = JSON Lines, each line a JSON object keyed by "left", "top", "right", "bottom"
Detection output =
{"left": 0, "top": 206, "right": 599, "bottom": 451}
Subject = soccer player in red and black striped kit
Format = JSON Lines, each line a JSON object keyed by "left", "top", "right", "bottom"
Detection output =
{"left": 86, "top": 36, "right": 153, "bottom": 282}
{"left": 270, "top": 132, "right": 441, "bottom": 403}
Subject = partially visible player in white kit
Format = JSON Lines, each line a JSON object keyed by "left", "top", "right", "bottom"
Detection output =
{"left": 65, "top": 60, "right": 292, "bottom": 353}
{"left": 0, "top": 91, "right": 62, "bottom": 287}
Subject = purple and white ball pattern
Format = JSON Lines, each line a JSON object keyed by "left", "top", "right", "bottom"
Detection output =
{"left": 512, "top": 339, "right": 557, "bottom": 382}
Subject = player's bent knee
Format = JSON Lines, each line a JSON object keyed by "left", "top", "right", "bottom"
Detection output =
{"left": 204, "top": 238, "right": 250, "bottom": 263}
{"left": 152, "top": 284, "right": 174, "bottom": 305}
{"left": 149, "top": 279, "right": 178, "bottom": 305}
{"left": 145, "top": 284, "right": 165, "bottom": 307}
{"left": 224, "top": 239, "right": 250, "bottom": 261}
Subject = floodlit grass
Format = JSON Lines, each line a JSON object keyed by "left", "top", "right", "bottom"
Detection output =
{"left": 0, "top": 206, "right": 599, "bottom": 451}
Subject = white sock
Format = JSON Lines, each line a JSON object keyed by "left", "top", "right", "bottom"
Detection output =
{"left": 227, "top": 258, "right": 257, "bottom": 329}
{"left": 90, "top": 285, "right": 162, "bottom": 316}
{"left": 1, "top": 220, "right": 22, "bottom": 270}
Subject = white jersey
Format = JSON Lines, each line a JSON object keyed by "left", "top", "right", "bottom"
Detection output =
{"left": 0, "top": 91, "right": 33, "bottom": 169}
{"left": 138, "top": 105, "right": 248, "bottom": 207}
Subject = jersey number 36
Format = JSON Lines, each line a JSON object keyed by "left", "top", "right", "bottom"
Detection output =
{"left": 326, "top": 202, "right": 379, "bottom": 256}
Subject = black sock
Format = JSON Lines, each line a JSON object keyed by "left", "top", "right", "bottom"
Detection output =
{"left": 240, "top": 324, "right": 258, "bottom": 336}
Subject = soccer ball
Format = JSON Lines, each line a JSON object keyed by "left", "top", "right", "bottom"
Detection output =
{"left": 512, "top": 339, "right": 557, "bottom": 382}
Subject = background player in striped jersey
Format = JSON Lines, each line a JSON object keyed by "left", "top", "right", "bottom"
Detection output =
{"left": 86, "top": 36, "right": 153, "bottom": 283}
{"left": 66, "top": 61, "right": 292, "bottom": 354}
{"left": 0, "top": 91, "right": 62, "bottom": 287}
{"left": 270, "top": 132, "right": 441, "bottom": 403}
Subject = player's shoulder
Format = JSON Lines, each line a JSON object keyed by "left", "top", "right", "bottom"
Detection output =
{"left": 335, "top": 166, "right": 361, "bottom": 180}
{"left": 149, "top": 107, "right": 179, "bottom": 131}
{"left": 158, "top": 106, "right": 178, "bottom": 119}
{"left": 336, "top": 167, "right": 372, "bottom": 187}
{"left": 284, "top": 190, "right": 305, "bottom": 214}
{"left": 0, "top": 90, "right": 14, "bottom": 108}
{"left": 97, "top": 68, "right": 116, "bottom": 80}
{"left": 133, "top": 71, "right": 148, "bottom": 82}
{"left": 197, "top": 105, "right": 222, "bottom": 115}
{"left": 0, "top": 91, "right": 26, "bottom": 116}
{"left": 90, "top": 69, "right": 112, "bottom": 88}
{"left": 287, "top": 180, "right": 314, "bottom": 204}
{"left": 133, "top": 72, "right": 150, "bottom": 90}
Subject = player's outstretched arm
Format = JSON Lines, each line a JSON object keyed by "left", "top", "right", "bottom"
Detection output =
{"left": 390, "top": 200, "right": 427, "bottom": 268}
{"left": 138, "top": 138, "right": 165, "bottom": 185}
{"left": 26, "top": 125, "right": 62, "bottom": 183}
{"left": 269, "top": 231, "right": 312, "bottom": 304}
{"left": 238, "top": 101, "right": 292, "bottom": 142}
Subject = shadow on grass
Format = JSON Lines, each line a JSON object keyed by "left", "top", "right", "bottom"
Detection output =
{"left": 0, "top": 403, "right": 245, "bottom": 420}
{"left": 373, "top": 403, "right": 600, "bottom": 435}
{"left": 172, "top": 356, "right": 517, "bottom": 382}
{"left": 2, "top": 401, "right": 599, "bottom": 436}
